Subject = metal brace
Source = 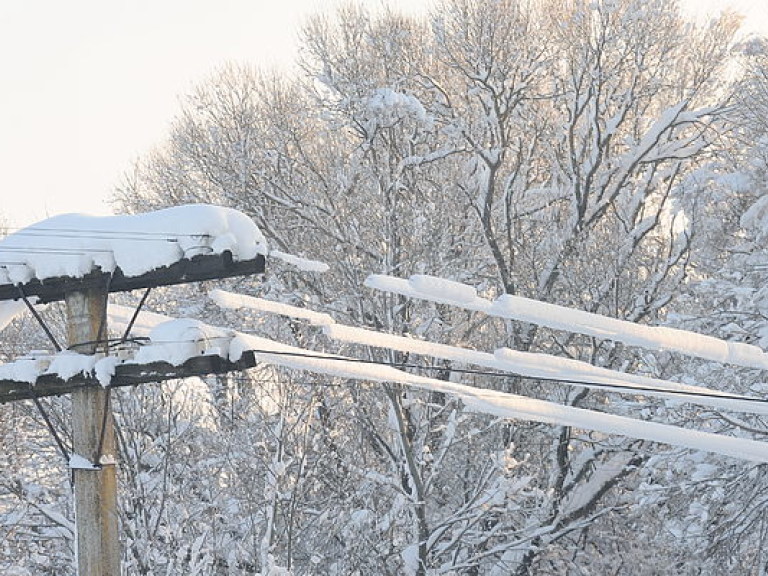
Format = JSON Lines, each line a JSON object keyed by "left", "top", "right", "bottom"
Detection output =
{"left": 121, "top": 287, "right": 151, "bottom": 343}
{"left": 16, "top": 284, "right": 62, "bottom": 352}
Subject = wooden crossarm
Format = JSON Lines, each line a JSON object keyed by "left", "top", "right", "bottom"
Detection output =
{"left": 0, "top": 351, "right": 259, "bottom": 403}
{"left": 0, "top": 252, "right": 265, "bottom": 304}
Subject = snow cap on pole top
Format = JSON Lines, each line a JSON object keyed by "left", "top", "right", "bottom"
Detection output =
{"left": 0, "top": 204, "right": 268, "bottom": 286}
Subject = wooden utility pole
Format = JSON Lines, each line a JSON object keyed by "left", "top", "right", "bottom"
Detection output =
{"left": 0, "top": 251, "right": 265, "bottom": 575}
{"left": 66, "top": 286, "right": 120, "bottom": 576}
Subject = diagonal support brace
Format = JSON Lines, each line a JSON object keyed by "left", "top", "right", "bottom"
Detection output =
{"left": 31, "top": 394, "right": 71, "bottom": 464}
{"left": 91, "top": 386, "right": 113, "bottom": 469}
{"left": 17, "top": 284, "right": 62, "bottom": 352}
{"left": 121, "top": 287, "right": 151, "bottom": 343}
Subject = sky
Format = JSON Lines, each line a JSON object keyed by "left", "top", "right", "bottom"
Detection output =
{"left": 0, "top": 0, "right": 766, "bottom": 229}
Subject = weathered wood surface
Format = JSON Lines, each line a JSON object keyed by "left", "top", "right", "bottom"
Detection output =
{"left": 0, "top": 352, "right": 259, "bottom": 403}
{"left": 68, "top": 287, "right": 121, "bottom": 576}
{"left": 0, "top": 252, "right": 265, "bottom": 303}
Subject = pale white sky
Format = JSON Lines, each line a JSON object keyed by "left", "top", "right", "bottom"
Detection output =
{"left": 0, "top": 0, "right": 765, "bottom": 228}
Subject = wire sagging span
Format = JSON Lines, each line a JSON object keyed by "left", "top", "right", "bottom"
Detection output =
{"left": 49, "top": 336, "right": 768, "bottom": 408}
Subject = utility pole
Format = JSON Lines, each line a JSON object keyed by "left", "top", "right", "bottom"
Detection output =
{"left": 0, "top": 249, "right": 265, "bottom": 575}
{"left": 66, "top": 286, "right": 120, "bottom": 576}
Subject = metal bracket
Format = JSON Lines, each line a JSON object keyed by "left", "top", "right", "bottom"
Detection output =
{"left": 69, "top": 454, "right": 102, "bottom": 471}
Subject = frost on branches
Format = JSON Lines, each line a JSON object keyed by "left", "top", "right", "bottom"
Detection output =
{"left": 2, "top": 0, "right": 763, "bottom": 574}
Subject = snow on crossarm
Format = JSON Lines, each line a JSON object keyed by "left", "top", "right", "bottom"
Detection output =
{"left": 0, "top": 204, "right": 268, "bottom": 285}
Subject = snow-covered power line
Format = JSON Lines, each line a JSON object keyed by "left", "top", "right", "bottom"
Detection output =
{"left": 103, "top": 309, "right": 768, "bottom": 464}
{"left": 2, "top": 226, "right": 210, "bottom": 237}
{"left": 230, "top": 332, "right": 768, "bottom": 463}
{"left": 209, "top": 289, "right": 768, "bottom": 415}
{"left": 8, "top": 309, "right": 768, "bottom": 462}
{"left": 364, "top": 274, "right": 768, "bottom": 371}
{"left": 209, "top": 289, "right": 335, "bottom": 326}
{"left": 35, "top": 331, "right": 768, "bottom": 408}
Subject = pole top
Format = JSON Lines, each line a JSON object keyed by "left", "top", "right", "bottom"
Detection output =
{"left": 0, "top": 252, "right": 265, "bottom": 304}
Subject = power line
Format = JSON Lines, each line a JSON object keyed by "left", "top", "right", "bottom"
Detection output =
{"left": 2, "top": 225, "right": 212, "bottom": 237}
{"left": 0, "top": 243, "right": 176, "bottom": 259}
{"left": 2, "top": 236, "right": 179, "bottom": 246}
{"left": 0, "top": 238, "right": 213, "bottom": 263}
{"left": 0, "top": 228, "right": 217, "bottom": 256}
{"left": 232, "top": 347, "right": 768, "bottom": 406}
{"left": 34, "top": 337, "right": 768, "bottom": 407}
{"left": 0, "top": 247, "right": 116, "bottom": 255}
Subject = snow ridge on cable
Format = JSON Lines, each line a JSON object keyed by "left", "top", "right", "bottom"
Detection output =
{"left": 109, "top": 301, "right": 768, "bottom": 464}
{"left": 209, "top": 289, "right": 768, "bottom": 416}
{"left": 365, "top": 274, "right": 768, "bottom": 371}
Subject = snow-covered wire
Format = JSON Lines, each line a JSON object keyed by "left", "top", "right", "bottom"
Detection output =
{"left": 2, "top": 226, "right": 210, "bottom": 238}
{"left": 0, "top": 246, "right": 116, "bottom": 254}
{"left": 54, "top": 337, "right": 768, "bottom": 407}
{"left": 365, "top": 274, "right": 768, "bottom": 371}
{"left": 211, "top": 347, "right": 768, "bottom": 407}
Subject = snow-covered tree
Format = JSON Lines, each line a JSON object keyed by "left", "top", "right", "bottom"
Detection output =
{"left": 653, "top": 37, "right": 768, "bottom": 573}
{"left": 0, "top": 272, "right": 74, "bottom": 573}
{"left": 106, "top": 1, "right": 756, "bottom": 574}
